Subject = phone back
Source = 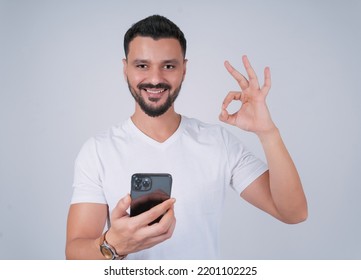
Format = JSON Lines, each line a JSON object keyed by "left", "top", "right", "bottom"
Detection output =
{"left": 130, "top": 173, "right": 172, "bottom": 220}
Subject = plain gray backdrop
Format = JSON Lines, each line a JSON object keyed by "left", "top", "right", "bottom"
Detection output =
{"left": 1, "top": 0, "right": 360, "bottom": 259}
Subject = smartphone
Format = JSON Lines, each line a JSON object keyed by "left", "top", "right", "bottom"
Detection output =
{"left": 130, "top": 173, "right": 172, "bottom": 225}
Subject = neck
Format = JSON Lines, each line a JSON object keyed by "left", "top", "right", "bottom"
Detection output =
{"left": 131, "top": 105, "right": 181, "bottom": 143}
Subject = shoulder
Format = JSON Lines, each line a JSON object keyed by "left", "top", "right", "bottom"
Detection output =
{"left": 181, "top": 116, "right": 240, "bottom": 146}
{"left": 77, "top": 119, "right": 130, "bottom": 157}
{"left": 182, "top": 116, "right": 225, "bottom": 134}
{"left": 89, "top": 119, "right": 131, "bottom": 145}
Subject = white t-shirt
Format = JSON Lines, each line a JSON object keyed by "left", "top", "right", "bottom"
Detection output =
{"left": 71, "top": 116, "right": 268, "bottom": 259}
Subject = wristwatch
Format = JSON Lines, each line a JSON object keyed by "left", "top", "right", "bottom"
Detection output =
{"left": 99, "top": 230, "right": 126, "bottom": 260}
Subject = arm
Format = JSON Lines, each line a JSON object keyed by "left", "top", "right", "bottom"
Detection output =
{"left": 241, "top": 130, "right": 307, "bottom": 224}
{"left": 66, "top": 194, "right": 176, "bottom": 259}
{"left": 219, "top": 55, "right": 307, "bottom": 224}
{"left": 66, "top": 203, "right": 108, "bottom": 259}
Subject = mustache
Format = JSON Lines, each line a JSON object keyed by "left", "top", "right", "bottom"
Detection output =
{"left": 137, "top": 83, "right": 171, "bottom": 90}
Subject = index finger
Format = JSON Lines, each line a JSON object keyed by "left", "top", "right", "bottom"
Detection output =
{"left": 135, "top": 198, "right": 176, "bottom": 227}
{"left": 224, "top": 60, "right": 249, "bottom": 90}
{"left": 140, "top": 206, "right": 176, "bottom": 241}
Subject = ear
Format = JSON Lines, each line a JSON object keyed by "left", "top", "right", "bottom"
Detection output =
{"left": 122, "top": 58, "right": 128, "bottom": 81}
{"left": 182, "top": 59, "right": 188, "bottom": 80}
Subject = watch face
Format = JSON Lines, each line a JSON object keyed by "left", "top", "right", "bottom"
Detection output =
{"left": 100, "top": 245, "right": 113, "bottom": 259}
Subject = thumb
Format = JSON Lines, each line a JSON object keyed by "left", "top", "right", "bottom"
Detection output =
{"left": 111, "top": 194, "right": 131, "bottom": 221}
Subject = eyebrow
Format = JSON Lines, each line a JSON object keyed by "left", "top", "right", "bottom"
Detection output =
{"left": 131, "top": 59, "right": 181, "bottom": 65}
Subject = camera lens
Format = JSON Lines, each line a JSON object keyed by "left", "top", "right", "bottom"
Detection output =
{"left": 142, "top": 177, "right": 151, "bottom": 190}
{"left": 134, "top": 177, "right": 142, "bottom": 190}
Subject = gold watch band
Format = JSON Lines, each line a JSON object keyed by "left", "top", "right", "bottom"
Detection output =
{"left": 99, "top": 230, "right": 127, "bottom": 260}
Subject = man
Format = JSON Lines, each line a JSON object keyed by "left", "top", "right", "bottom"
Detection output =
{"left": 66, "top": 15, "right": 307, "bottom": 260}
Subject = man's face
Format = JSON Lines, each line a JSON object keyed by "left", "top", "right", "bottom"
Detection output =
{"left": 123, "top": 36, "right": 187, "bottom": 117}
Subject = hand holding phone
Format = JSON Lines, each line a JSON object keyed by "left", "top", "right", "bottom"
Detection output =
{"left": 130, "top": 173, "right": 172, "bottom": 225}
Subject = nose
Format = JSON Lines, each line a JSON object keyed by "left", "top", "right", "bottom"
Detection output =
{"left": 149, "top": 67, "right": 163, "bottom": 85}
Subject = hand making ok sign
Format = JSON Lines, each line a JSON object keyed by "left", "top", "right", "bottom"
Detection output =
{"left": 219, "top": 55, "right": 277, "bottom": 137}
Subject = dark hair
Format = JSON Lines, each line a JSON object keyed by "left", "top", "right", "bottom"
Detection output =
{"left": 124, "top": 15, "right": 187, "bottom": 58}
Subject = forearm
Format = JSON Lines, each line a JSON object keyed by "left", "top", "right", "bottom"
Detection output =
{"left": 66, "top": 236, "right": 104, "bottom": 260}
{"left": 258, "top": 127, "right": 308, "bottom": 223}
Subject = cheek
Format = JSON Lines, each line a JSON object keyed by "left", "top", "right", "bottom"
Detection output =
{"left": 166, "top": 72, "right": 184, "bottom": 86}
{"left": 127, "top": 72, "right": 144, "bottom": 86}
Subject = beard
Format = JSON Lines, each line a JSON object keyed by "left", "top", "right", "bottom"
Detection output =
{"left": 127, "top": 79, "right": 182, "bottom": 117}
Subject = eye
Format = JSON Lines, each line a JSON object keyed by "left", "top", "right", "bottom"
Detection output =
{"left": 136, "top": 64, "right": 148, "bottom": 69}
{"left": 163, "top": 64, "right": 175, "bottom": 70}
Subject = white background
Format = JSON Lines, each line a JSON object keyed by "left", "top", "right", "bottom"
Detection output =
{"left": 1, "top": 0, "right": 360, "bottom": 259}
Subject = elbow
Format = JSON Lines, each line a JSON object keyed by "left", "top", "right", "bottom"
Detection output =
{"left": 279, "top": 195, "right": 309, "bottom": 224}
{"left": 278, "top": 205, "right": 308, "bottom": 225}
{"left": 65, "top": 241, "right": 77, "bottom": 260}
{"left": 283, "top": 213, "right": 308, "bottom": 224}
{"left": 65, "top": 245, "right": 72, "bottom": 260}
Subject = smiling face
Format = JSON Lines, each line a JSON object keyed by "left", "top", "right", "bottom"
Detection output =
{"left": 123, "top": 36, "right": 187, "bottom": 117}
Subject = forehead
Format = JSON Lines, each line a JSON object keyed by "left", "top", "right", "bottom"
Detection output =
{"left": 127, "top": 36, "right": 183, "bottom": 61}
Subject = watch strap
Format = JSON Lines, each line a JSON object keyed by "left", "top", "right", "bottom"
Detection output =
{"left": 99, "top": 230, "right": 127, "bottom": 260}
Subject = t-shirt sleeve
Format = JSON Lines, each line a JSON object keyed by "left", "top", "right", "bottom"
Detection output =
{"left": 70, "top": 138, "right": 107, "bottom": 204}
{"left": 223, "top": 128, "right": 268, "bottom": 194}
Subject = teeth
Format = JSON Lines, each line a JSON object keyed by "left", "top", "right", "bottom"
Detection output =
{"left": 145, "top": 89, "right": 166, "bottom": 94}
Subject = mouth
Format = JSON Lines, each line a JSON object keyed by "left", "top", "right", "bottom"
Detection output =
{"left": 138, "top": 83, "right": 171, "bottom": 101}
{"left": 142, "top": 88, "right": 168, "bottom": 100}
{"left": 143, "top": 88, "right": 167, "bottom": 94}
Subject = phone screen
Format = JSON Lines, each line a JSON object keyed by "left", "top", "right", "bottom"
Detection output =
{"left": 130, "top": 173, "right": 172, "bottom": 224}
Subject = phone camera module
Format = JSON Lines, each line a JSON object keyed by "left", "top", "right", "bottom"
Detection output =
{"left": 133, "top": 176, "right": 152, "bottom": 191}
